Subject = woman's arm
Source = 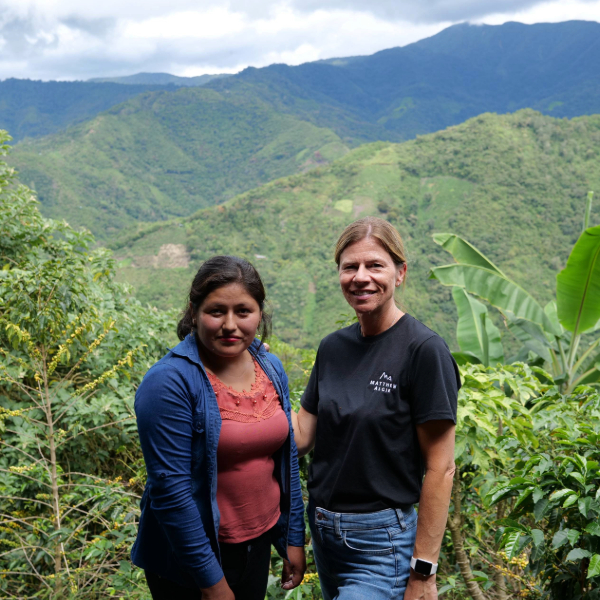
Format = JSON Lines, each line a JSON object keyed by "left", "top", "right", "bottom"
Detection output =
{"left": 403, "top": 420, "right": 456, "bottom": 600}
{"left": 135, "top": 364, "right": 233, "bottom": 598}
{"left": 291, "top": 407, "right": 318, "bottom": 457}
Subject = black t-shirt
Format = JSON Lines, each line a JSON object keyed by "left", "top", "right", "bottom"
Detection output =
{"left": 301, "top": 314, "right": 460, "bottom": 512}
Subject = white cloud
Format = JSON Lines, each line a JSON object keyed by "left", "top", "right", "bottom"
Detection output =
{"left": 123, "top": 8, "right": 247, "bottom": 40}
{"left": 474, "top": 0, "right": 600, "bottom": 23}
{"left": 0, "top": 0, "right": 599, "bottom": 80}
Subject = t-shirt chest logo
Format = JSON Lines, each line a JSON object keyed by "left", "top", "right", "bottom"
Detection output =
{"left": 369, "top": 371, "right": 397, "bottom": 394}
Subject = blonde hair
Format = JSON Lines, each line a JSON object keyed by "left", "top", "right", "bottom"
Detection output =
{"left": 334, "top": 217, "right": 406, "bottom": 267}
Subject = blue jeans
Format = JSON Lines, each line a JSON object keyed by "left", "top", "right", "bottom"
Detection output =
{"left": 308, "top": 499, "right": 418, "bottom": 600}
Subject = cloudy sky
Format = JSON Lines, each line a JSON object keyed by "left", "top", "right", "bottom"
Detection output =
{"left": 1, "top": 0, "right": 600, "bottom": 81}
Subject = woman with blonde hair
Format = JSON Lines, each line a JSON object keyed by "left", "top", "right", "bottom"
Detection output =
{"left": 293, "top": 217, "right": 460, "bottom": 600}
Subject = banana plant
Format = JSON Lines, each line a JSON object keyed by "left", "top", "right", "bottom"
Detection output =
{"left": 451, "top": 286, "right": 504, "bottom": 366}
{"left": 429, "top": 193, "right": 600, "bottom": 391}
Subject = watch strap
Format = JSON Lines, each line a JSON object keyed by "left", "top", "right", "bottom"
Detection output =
{"left": 410, "top": 556, "right": 438, "bottom": 576}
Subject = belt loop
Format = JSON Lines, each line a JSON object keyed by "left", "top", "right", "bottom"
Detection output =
{"left": 334, "top": 513, "right": 342, "bottom": 538}
{"left": 395, "top": 508, "right": 406, "bottom": 531}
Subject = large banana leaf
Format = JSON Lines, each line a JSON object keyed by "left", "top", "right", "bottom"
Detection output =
{"left": 573, "top": 359, "right": 600, "bottom": 386}
{"left": 433, "top": 233, "right": 506, "bottom": 276}
{"left": 544, "top": 301, "right": 564, "bottom": 336}
{"left": 556, "top": 225, "right": 600, "bottom": 335}
{"left": 453, "top": 287, "right": 504, "bottom": 365}
{"left": 506, "top": 316, "right": 552, "bottom": 363}
{"left": 430, "top": 263, "right": 559, "bottom": 335}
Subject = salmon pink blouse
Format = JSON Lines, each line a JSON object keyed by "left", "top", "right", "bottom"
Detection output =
{"left": 206, "top": 360, "right": 289, "bottom": 543}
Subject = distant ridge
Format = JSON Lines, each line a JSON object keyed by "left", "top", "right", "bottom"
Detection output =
{"left": 88, "top": 72, "right": 231, "bottom": 87}
{"left": 207, "top": 19, "right": 600, "bottom": 143}
{"left": 4, "top": 20, "right": 600, "bottom": 144}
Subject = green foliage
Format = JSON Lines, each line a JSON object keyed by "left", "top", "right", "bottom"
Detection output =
{"left": 4, "top": 94, "right": 600, "bottom": 600}
{"left": 0, "top": 130, "right": 172, "bottom": 598}
{"left": 439, "top": 364, "right": 542, "bottom": 599}
{"left": 488, "top": 390, "right": 600, "bottom": 598}
{"left": 267, "top": 337, "right": 315, "bottom": 408}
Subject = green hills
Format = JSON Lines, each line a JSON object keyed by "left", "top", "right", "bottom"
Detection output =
{"left": 110, "top": 110, "right": 600, "bottom": 348}
{"left": 10, "top": 88, "right": 348, "bottom": 238}
{"left": 6, "top": 20, "right": 600, "bottom": 241}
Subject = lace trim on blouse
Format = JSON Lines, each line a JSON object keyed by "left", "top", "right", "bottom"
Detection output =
{"left": 206, "top": 360, "right": 280, "bottom": 423}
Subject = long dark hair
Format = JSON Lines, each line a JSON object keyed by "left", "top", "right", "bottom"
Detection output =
{"left": 177, "top": 255, "right": 271, "bottom": 342}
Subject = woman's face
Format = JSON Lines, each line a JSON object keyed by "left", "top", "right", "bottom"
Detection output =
{"left": 338, "top": 237, "right": 406, "bottom": 316}
{"left": 194, "top": 283, "right": 262, "bottom": 359}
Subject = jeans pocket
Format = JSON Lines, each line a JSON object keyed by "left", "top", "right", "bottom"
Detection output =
{"left": 342, "top": 528, "right": 394, "bottom": 555}
{"left": 389, "top": 520, "right": 418, "bottom": 589}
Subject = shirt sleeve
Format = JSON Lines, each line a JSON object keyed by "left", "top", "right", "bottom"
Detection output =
{"left": 135, "top": 363, "right": 224, "bottom": 589}
{"left": 300, "top": 349, "right": 320, "bottom": 415}
{"left": 409, "top": 335, "right": 461, "bottom": 425}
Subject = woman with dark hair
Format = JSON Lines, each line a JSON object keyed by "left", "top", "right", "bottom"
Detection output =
{"left": 293, "top": 217, "right": 460, "bottom": 600}
{"left": 131, "top": 256, "right": 306, "bottom": 600}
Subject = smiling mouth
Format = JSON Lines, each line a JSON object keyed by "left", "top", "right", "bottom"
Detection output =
{"left": 351, "top": 290, "right": 376, "bottom": 297}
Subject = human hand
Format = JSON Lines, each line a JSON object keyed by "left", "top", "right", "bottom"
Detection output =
{"left": 281, "top": 545, "right": 306, "bottom": 590}
{"left": 403, "top": 572, "right": 437, "bottom": 600}
{"left": 201, "top": 576, "right": 235, "bottom": 600}
{"left": 263, "top": 343, "right": 270, "bottom": 352}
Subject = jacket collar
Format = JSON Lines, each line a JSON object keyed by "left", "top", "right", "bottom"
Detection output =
{"left": 170, "top": 333, "right": 265, "bottom": 367}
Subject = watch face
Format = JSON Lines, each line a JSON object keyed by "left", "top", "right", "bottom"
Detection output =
{"left": 414, "top": 559, "right": 433, "bottom": 576}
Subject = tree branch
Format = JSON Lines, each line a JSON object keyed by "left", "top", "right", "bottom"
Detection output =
{"left": 446, "top": 467, "right": 488, "bottom": 600}
{"left": 57, "top": 416, "right": 135, "bottom": 447}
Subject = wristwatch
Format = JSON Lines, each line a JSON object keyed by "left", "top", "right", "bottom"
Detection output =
{"left": 410, "top": 557, "right": 438, "bottom": 576}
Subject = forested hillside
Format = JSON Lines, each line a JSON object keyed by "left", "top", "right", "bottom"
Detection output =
{"left": 110, "top": 110, "right": 600, "bottom": 348}
{"left": 0, "top": 79, "right": 171, "bottom": 142}
{"left": 9, "top": 89, "right": 348, "bottom": 238}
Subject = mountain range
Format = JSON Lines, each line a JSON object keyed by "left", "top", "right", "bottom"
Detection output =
{"left": 5, "top": 20, "right": 600, "bottom": 241}
{"left": 211, "top": 20, "right": 600, "bottom": 142}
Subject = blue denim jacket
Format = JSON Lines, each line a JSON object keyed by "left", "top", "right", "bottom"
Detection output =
{"left": 131, "top": 334, "right": 305, "bottom": 589}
